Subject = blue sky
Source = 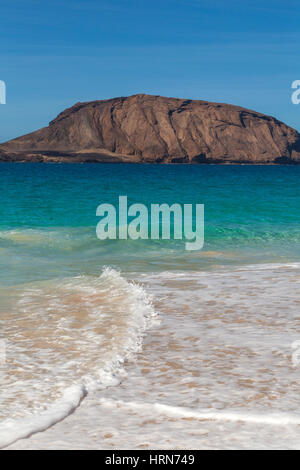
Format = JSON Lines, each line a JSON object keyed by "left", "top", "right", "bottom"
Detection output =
{"left": 0, "top": 0, "right": 300, "bottom": 142}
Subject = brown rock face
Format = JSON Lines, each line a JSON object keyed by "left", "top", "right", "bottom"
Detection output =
{"left": 1, "top": 94, "right": 300, "bottom": 164}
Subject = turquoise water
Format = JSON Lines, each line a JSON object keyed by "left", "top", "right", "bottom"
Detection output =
{"left": 1, "top": 163, "right": 300, "bottom": 449}
{"left": 1, "top": 163, "right": 300, "bottom": 285}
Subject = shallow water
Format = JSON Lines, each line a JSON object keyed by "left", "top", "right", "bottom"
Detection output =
{"left": 1, "top": 163, "right": 300, "bottom": 449}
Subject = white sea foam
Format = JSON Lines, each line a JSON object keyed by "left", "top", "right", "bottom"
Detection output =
{"left": 0, "top": 268, "right": 158, "bottom": 449}
{"left": 3, "top": 263, "right": 300, "bottom": 450}
{"left": 0, "top": 385, "right": 86, "bottom": 449}
{"left": 99, "top": 398, "right": 300, "bottom": 426}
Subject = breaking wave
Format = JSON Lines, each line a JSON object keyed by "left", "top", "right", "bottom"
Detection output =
{"left": 0, "top": 268, "right": 157, "bottom": 449}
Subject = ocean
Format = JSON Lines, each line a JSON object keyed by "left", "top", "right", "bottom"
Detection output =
{"left": 1, "top": 163, "right": 300, "bottom": 449}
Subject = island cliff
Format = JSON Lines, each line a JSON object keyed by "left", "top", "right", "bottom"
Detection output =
{"left": 1, "top": 94, "right": 300, "bottom": 164}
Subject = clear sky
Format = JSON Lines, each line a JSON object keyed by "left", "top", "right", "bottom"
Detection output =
{"left": 0, "top": 0, "right": 300, "bottom": 142}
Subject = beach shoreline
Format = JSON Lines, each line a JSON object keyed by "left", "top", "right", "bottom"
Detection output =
{"left": 4, "top": 265, "right": 300, "bottom": 450}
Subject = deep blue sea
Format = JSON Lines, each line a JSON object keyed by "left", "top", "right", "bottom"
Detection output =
{"left": 1, "top": 163, "right": 300, "bottom": 449}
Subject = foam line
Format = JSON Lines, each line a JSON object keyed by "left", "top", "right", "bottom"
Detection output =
{"left": 0, "top": 268, "right": 157, "bottom": 449}
{"left": 99, "top": 398, "right": 300, "bottom": 426}
{"left": 0, "top": 385, "right": 87, "bottom": 449}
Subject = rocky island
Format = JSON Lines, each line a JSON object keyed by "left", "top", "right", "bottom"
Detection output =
{"left": 0, "top": 94, "right": 300, "bottom": 164}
